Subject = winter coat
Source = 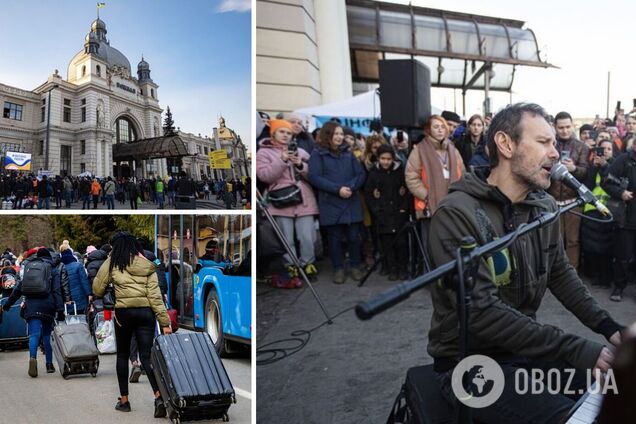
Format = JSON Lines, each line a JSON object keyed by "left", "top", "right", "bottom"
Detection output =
{"left": 453, "top": 132, "right": 484, "bottom": 167}
{"left": 60, "top": 250, "right": 92, "bottom": 311}
{"left": 256, "top": 138, "right": 318, "bottom": 218}
{"left": 93, "top": 256, "right": 169, "bottom": 327}
{"left": 602, "top": 148, "right": 636, "bottom": 229}
{"left": 363, "top": 161, "right": 410, "bottom": 234}
{"left": 581, "top": 162, "right": 614, "bottom": 254}
{"left": 308, "top": 145, "right": 366, "bottom": 226}
{"left": 427, "top": 172, "right": 622, "bottom": 371}
{"left": 1, "top": 257, "right": 63, "bottom": 321}
{"left": 85, "top": 249, "right": 108, "bottom": 285}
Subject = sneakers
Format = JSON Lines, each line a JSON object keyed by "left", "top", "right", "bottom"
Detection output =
{"left": 154, "top": 397, "right": 167, "bottom": 418}
{"left": 271, "top": 274, "right": 302, "bottom": 289}
{"left": 46, "top": 363, "right": 55, "bottom": 373}
{"left": 129, "top": 366, "right": 142, "bottom": 383}
{"left": 28, "top": 358, "right": 38, "bottom": 378}
{"left": 610, "top": 287, "right": 623, "bottom": 302}
{"left": 287, "top": 265, "right": 299, "bottom": 279}
{"left": 350, "top": 267, "right": 365, "bottom": 281}
{"left": 304, "top": 263, "right": 318, "bottom": 280}
{"left": 115, "top": 397, "right": 131, "bottom": 412}
{"left": 333, "top": 270, "right": 346, "bottom": 284}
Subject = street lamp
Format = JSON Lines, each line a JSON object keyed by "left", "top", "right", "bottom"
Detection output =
{"left": 44, "top": 84, "right": 59, "bottom": 171}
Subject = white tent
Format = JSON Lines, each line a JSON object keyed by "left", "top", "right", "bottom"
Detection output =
{"left": 295, "top": 90, "right": 383, "bottom": 118}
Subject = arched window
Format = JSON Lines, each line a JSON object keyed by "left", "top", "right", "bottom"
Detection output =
{"left": 96, "top": 65, "right": 101, "bottom": 76}
{"left": 82, "top": 65, "right": 86, "bottom": 77}
{"left": 115, "top": 116, "right": 138, "bottom": 143}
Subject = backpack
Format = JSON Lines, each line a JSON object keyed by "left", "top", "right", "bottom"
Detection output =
{"left": 21, "top": 259, "right": 52, "bottom": 296}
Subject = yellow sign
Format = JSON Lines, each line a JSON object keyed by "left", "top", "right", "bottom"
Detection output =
{"left": 211, "top": 159, "right": 232, "bottom": 169}
{"left": 209, "top": 150, "right": 227, "bottom": 160}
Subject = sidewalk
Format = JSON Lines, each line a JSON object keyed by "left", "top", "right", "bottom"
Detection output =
{"left": 256, "top": 259, "right": 636, "bottom": 423}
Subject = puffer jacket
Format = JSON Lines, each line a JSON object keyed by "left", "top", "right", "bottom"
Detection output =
{"left": 256, "top": 138, "right": 318, "bottom": 218}
{"left": 308, "top": 145, "right": 366, "bottom": 226}
{"left": 427, "top": 172, "right": 622, "bottom": 371}
{"left": 85, "top": 249, "right": 108, "bottom": 284}
{"left": 60, "top": 250, "right": 92, "bottom": 311}
{"left": 92, "top": 256, "right": 169, "bottom": 327}
{"left": 2, "top": 257, "right": 63, "bottom": 321}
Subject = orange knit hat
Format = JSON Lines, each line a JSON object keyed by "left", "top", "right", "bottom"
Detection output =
{"left": 269, "top": 119, "right": 292, "bottom": 137}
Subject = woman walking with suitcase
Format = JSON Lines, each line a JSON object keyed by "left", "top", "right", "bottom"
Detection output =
{"left": 93, "top": 231, "right": 171, "bottom": 417}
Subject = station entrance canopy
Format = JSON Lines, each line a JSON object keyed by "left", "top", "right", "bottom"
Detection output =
{"left": 346, "top": 0, "right": 556, "bottom": 111}
{"left": 112, "top": 135, "right": 190, "bottom": 162}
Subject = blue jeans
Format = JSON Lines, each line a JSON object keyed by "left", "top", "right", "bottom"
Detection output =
{"left": 157, "top": 192, "right": 165, "bottom": 208}
{"left": 37, "top": 196, "right": 50, "bottom": 209}
{"left": 326, "top": 223, "right": 361, "bottom": 271}
{"left": 105, "top": 194, "right": 115, "bottom": 209}
{"left": 27, "top": 318, "right": 53, "bottom": 363}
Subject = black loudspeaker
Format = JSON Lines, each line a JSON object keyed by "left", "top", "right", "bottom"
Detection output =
{"left": 379, "top": 59, "right": 431, "bottom": 128}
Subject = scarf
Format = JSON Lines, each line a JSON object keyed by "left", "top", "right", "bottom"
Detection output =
{"left": 417, "top": 136, "right": 462, "bottom": 215}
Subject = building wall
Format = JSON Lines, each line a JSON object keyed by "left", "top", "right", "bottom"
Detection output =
{"left": 256, "top": 0, "right": 353, "bottom": 117}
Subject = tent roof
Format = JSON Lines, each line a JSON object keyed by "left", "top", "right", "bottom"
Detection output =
{"left": 112, "top": 135, "right": 190, "bottom": 162}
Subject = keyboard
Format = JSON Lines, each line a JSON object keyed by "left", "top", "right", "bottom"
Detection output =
{"left": 565, "top": 382, "right": 603, "bottom": 424}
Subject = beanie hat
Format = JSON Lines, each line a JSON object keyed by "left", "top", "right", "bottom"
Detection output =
{"left": 342, "top": 126, "right": 355, "bottom": 138}
{"left": 441, "top": 110, "right": 461, "bottom": 124}
{"left": 269, "top": 119, "right": 292, "bottom": 137}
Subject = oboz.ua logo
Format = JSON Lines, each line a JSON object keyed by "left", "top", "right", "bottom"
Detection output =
{"left": 451, "top": 355, "right": 505, "bottom": 408}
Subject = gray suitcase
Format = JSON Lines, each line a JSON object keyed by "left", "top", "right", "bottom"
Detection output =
{"left": 52, "top": 302, "right": 99, "bottom": 379}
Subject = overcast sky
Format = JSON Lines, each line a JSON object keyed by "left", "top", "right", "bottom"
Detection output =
{"left": 0, "top": 0, "right": 251, "bottom": 143}
{"left": 384, "top": 0, "right": 632, "bottom": 120}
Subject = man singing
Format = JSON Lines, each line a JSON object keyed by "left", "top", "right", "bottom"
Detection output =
{"left": 427, "top": 103, "right": 623, "bottom": 424}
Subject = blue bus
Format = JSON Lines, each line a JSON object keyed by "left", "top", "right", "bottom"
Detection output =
{"left": 155, "top": 215, "right": 251, "bottom": 355}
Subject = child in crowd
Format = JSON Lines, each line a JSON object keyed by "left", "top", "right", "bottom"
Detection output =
{"left": 364, "top": 144, "right": 410, "bottom": 280}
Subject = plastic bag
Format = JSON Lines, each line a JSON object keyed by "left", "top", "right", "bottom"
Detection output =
{"left": 95, "top": 319, "right": 117, "bottom": 354}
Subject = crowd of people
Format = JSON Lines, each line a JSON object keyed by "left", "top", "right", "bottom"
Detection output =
{"left": 256, "top": 106, "right": 636, "bottom": 298}
{"left": 0, "top": 233, "right": 172, "bottom": 418}
{"left": 0, "top": 172, "right": 251, "bottom": 210}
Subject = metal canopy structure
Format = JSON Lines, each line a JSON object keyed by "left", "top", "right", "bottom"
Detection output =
{"left": 346, "top": 0, "right": 556, "bottom": 113}
{"left": 112, "top": 135, "right": 190, "bottom": 162}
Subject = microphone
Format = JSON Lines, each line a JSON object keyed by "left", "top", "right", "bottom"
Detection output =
{"left": 550, "top": 162, "right": 611, "bottom": 216}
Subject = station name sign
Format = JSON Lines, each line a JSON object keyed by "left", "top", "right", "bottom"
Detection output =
{"left": 116, "top": 82, "right": 136, "bottom": 94}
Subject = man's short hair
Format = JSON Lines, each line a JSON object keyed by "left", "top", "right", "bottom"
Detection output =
{"left": 486, "top": 103, "right": 551, "bottom": 168}
{"left": 554, "top": 111, "right": 573, "bottom": 123}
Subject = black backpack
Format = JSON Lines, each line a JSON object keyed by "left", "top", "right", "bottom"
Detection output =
{"left": 21, "top": 259, "right": 52, "bottom": 296}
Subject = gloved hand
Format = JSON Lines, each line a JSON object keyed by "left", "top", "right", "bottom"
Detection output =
{"left": 56, "top": 310, "right": 65, "bottom": 322}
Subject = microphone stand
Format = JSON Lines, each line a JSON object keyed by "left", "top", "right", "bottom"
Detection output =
{"left": 356, "top": 199, "right": 585, "bottom": 424}
{"left": 257, "top": 190, "right": 333, "bottom": 323}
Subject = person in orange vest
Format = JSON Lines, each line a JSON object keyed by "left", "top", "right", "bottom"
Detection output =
{"left": 90, "top": 178, "right": 102, "bottom": 209}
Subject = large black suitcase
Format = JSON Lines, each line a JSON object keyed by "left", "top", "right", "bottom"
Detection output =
{"left": 52, "top": 304, "right": 100, "bottom": 379}
{"left": 151, "top": 332, "right": 235, "bottom": 423}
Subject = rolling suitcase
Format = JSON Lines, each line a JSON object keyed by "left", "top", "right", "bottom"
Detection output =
{"left": 52, "top": 302, "right": 99, "bottom": 379}
{"left": 0, "top": 297, "right": 28, "bottom": 350}
{"left": 151, "top": 332, "right": 235, "bottom": 423}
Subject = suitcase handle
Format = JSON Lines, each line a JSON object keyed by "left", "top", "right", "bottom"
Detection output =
{"left": 64, "top": 301, "right": 78, "bottom": 316}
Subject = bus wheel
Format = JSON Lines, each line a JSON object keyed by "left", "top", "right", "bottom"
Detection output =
{"left": 205, "top": 289, "right": 227, "bottom": 356}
